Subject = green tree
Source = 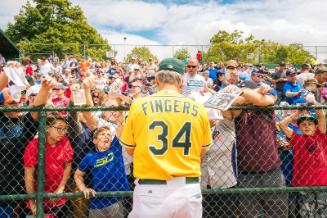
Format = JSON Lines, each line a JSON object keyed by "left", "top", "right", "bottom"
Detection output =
{"left": 125, "top": 47, "right": 158, "bottom": 63}
{"left": 173, "top": 48, "right": 190, "bottom": 61}
{"left": 205, "top": 30, "right": 314, "bottom": 64}
{"left": 5, "top": 0, "right": 110, "bottom": 60}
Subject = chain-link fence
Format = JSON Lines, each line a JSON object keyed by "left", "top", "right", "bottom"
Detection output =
{"left": 0, "top": 105, "right": 326, "bottom": 218}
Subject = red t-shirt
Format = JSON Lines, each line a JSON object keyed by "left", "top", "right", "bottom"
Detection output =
{"left": 121, "top": 81, "right": 128, "bottom": 93}
{"left": 64, "top": 87, "right": 72, "bottom": 99}
{"left": 52, "top": 96, "right": 70, "bottom": 117}
{"left": 291, "top": 129, "right": 327, "bottom": 186}
{"left": 25, "top": 65, "right": 33, "bottom": 76}
{"left": 23, "top": 137, "right": 73, "bottom": 209}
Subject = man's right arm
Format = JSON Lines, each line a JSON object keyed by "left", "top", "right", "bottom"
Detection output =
{"left": 80, "top": 77, "right": 99, "bottom": 131}
{"left": 31, "top": 77, "right": 56, "bottom": 121}
{"left": 242, "top": 88, "right": 276, "bottom": 106}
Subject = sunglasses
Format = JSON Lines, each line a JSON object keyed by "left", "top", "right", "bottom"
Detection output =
{"left": 226, "top": 66, "right": 236, "bottom": 70}
{"left": 254, "top": 74, "right": 264, "bottom": 78}
{"left": 129, "top": 85, "right": 141, "bottom": 88}
{"left": 187, "top": 65, "right": 197, "bottom": 68}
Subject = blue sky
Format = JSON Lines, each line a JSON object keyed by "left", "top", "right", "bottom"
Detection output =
{"left": 1, "top": 0, "right": 327, "bottom": 60}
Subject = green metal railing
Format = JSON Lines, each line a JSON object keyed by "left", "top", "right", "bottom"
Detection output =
{"left": 0, "top": 104, "right": 325, "bottom": 217}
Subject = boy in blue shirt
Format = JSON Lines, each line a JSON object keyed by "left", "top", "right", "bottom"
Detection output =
{"left": 74, "top": 126, "right": 130, "bottom": 218}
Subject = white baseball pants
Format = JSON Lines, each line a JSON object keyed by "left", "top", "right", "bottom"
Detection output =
{"left": 128, "top": 177, "right": 202, "bottom": 218}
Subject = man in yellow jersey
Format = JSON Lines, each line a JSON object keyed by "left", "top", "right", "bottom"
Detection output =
{"left": 119, "top": 58, "right": 212, "bottom": 218}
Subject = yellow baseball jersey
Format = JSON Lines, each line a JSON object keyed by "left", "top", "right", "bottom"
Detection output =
{"left": 120, "top": 89, "right": 212, "bottom": 180}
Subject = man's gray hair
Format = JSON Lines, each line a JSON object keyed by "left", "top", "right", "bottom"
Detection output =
{"left": 155, "top": 70, "right": 183, "bottom": 85}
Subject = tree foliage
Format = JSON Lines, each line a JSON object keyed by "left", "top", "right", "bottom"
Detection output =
{"left": 5, "top": 0, "right": 110, "bottom": 61}
{"left": 125, "top": 47, "right": 158, "bottom": 63}
{"left": 204, "top": 30, "right": 314, "bottom": 64}
{"left": 173, "top": 48, "right": 190, "bottom": 61}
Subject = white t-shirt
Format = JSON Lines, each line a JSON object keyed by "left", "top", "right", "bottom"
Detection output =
{"left": 182, "top": 73, "right": 206, "bottom": 97}
{"left": 39, "top": 61, "right": 53, "bottom": 77}
{"left": 296, "top": 72, "right": 315, "bottom": 85}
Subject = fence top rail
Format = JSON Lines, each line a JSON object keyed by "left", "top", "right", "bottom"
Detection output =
{"left": 0, "top": 105, "right": 325, "bottom": 112}
{"left": 2, "top": 186, "right": 327, "bottom": 201}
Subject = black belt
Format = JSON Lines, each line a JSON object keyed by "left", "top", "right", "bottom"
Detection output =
{"left": 138, "top": 177, "right": 199, "bottom": 185}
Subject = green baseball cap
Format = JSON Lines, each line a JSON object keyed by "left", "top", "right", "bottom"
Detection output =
{"left": 159, "top": 58, "right": 185, "bottom": 75}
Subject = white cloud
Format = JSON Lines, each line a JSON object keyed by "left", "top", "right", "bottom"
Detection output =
{"left": 72, "top": 0, "right": 327, "bottom": 47}
{"left": 71, "top": 0, "right": 168, "bottom": 31}
{"left": 157, "top": 0, "right": 327, "bottom": 45}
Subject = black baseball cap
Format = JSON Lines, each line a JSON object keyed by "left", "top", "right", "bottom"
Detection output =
{"left": 238, "top": 80, "right": 258, "bottom": 89}
{"left": 286, "top": 70, "right": 296, "bottom": 76}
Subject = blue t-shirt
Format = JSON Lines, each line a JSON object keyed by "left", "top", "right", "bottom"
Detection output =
{"left": 78, "top": 137, "right": 130, "bottom": 209}
{"left": 208, "top": 68, "right": 218, "bottom": 81}
{"left": 239, "top": 73, "right": 251, "bottom": 81}
{"left": 282, "top": 81, "right": 304, "bottom": 105}
{"left": 257, "top": 82, "right": 278, "bottom": 97}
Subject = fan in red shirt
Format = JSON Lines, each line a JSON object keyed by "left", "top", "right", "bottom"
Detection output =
{"left": 196, "top": 50, "right": 202, "bottom": 62}
{"left": 279, "top": 108, "right": 327, "bottom": 216}
{"left": 24, "top": 115, "right": 73, "bottom": 217}
{"left": 22, "top": 57, "right": 34, "bottom": 76}
{"left": 280, "top": 109, "right": 326, "bottom": 186}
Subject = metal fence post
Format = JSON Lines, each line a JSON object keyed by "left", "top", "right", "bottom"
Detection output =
{"left": 36, "top": 108, "right": 47, "bottom": 218}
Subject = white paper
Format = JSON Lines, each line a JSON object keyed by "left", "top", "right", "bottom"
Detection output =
{"left": 4, "top": 67, "right": 28, "bottom": 87}
{"left": 204, "top": 87, "right": 242, "bottom": 111}
{"left": 188, "top": 91, "right": 212, "bottom": 104}
{"left": 189, "top": 91, "right": 224, "bottom": 120}
{"left": 3, "top": 66, "right": 29, "bottom": 102}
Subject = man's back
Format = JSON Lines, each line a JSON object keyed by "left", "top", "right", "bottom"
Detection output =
{"left": 235, "top": 110, "right": 280, "bottom": 172}
{"left": 120, "top": 89, "right": 211, "bottom": 180}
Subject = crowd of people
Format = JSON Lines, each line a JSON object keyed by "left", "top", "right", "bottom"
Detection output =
{"left": 0, "top": 54, "right": 326, "bottom": 218}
